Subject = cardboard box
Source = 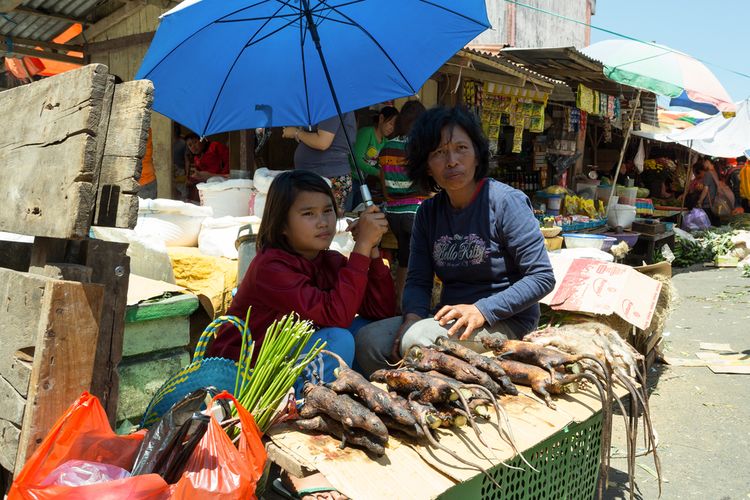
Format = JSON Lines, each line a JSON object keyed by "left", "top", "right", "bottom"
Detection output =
{"left": 541, "top": 255, "right": 662, "bottom": 330}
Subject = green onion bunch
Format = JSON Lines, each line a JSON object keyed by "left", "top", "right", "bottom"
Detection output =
{"left": 234, "top": 312, "right": 325, "bottom": 432}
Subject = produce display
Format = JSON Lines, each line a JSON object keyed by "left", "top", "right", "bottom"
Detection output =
{"left": 291, "top": 325, "right": 662, "bottom": 499}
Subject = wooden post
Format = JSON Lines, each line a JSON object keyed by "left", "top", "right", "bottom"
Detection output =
{"left": 606, "top": 90, "right": 642, "bottom": 211}
{"left": 83, "top": 240, "right": 130, "bottom": 426}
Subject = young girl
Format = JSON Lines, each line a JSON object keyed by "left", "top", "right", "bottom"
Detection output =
{"left": 209, "top": 170, "right": 395, "bottom": 388}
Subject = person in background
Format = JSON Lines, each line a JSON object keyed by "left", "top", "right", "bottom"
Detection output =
{"left": 186, "top": 132, "right": 230, "bottom": 180}
{"left": 722, "top": 158, "right": 744, "bottom": 214}
{"left": 348, "top": 106, "right": 399, "bottom": 210}
{"left": 355, "top": 106, "right": 555, "bottom": 376}
{"left": 738, "top": 156, "right": 750, "bottom": 212}
{"left": 185, "top": 132, "right": 230, "bottom": 201}
{"left": 377, "top": 100, "right": 427, "bottom": 310}
{"left": 282, "top": 112, "right": 357, "bottom": 215}
{"left": 137, "top": 129, "right": 157, "bottom": 199}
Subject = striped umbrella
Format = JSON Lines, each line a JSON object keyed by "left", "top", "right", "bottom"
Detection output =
{"left": 582, "top": 39, "right": 735, "bottom": 114}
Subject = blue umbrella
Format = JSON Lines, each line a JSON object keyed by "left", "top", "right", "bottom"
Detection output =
{"left": 136, "top": 0, "right": 489, "bottom": 203}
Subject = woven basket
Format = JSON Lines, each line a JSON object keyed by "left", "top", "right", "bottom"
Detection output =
{"left": 139, "top": 315, "right": 252, "bottom": 428}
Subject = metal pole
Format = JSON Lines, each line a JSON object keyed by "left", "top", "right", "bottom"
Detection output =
{"left": 302, "top": 2, "right": 373, "bottom": 206}
{"left": 606, "top": 90, "right": 642, "bottom": 215}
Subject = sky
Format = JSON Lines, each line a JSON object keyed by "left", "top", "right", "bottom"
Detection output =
{"left": 590, "top": 0, "right": 750, "bottom": 103}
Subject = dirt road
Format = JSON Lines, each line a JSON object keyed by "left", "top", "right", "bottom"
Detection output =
{"left": 605, "top": 267, "right": 750, "bottom": 499}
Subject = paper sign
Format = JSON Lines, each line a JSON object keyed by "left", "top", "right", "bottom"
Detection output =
{"left": 541, "top": 255, "right": 662, "bottom": 330}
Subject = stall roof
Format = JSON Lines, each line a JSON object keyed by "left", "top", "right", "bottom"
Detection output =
{"left": 439, "top": 48, "right": 561, "bottom": 97}
{"left": 0, "top": 0, "right": 173, "bottom": 64}
{"left": 501, "top": 46, "right": 642, "bottom": 97}
{"left": 502, "top": 46, "right": 658, "bottom": 126}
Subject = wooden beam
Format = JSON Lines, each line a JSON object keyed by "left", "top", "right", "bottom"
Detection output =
{"left": 86, "top": 31, "right": 155, "bottom": 54}
{"left": 0, "top": 44, "right": 84, "bottom": 64}
{"left": 457, "top": 49, "right": 555, "bottom": 90}
{"left": 3, "top": 35, "right": 83, "bottom": 53}
{"left": 71, "top": 1, "right": 147, "bottom": 45}
{"left": 440, "top": 64, "right": 530, "bottom": 90}
{"left": 13, "top": 6, "right": 91, "bottom": 26}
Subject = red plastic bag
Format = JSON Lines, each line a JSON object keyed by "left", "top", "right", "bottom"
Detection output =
{"left": 170, "top": 392, "right": 267, "bottom": 500}
{"left": 10, "top": 392, "right": 267, "bottom": 500}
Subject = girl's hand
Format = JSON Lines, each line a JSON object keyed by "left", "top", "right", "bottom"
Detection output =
{"left": 348, "top": 205, "right": 388, "bottom": 249}
{"left": 434, "top": 304, "right": 486, "bottom": 340}
{"left": 281, "top": 127, "right": 298, "bottom": 139}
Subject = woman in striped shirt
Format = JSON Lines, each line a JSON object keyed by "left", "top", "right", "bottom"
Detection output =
{"left": 378, "top": 100, "right": 428, "bottom": 309}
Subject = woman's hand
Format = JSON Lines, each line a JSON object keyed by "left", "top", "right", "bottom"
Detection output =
{"left": 434, "top": 304, "right": 486, "bottom": 340}
{"left": 281, "top": 126, "right": 298, "bottom": 140}
{"left": 389, "top": 313, "right": 421, "bottom": 362}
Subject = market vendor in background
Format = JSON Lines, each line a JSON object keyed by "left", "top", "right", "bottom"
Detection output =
{"left": 355, "top": 106, "right": 556, "bottom": 376}
{"left": 378, "top": 100, "right": 427, "bottom": 310}
{"left": 347, "top": 105, "right": 399, "bottom": 210}
{"left": 186, "top": 132, "right": 230, "bottom": 180}
{"left": 137, "top": 129, "right": 157, "bottom": 199}
{"left": 282, "top": 112, "right": 357, "bottom": 215}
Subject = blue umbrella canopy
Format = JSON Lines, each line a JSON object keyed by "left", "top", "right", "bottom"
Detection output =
{"left": 137, "top": 0, "right": 490, "bottom": 137}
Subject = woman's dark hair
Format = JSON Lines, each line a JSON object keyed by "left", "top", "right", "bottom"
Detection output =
{"left": 692, "top": 161, "right": 706, "bottom": 176}
{"left": 394, "top": 100, "right": 426, "bottom": 137}
{"left": 185, "top": 132, "right": 201, "bottom": 142}
{"left": 377, "top": 106, "right": 399, "bottom": 125}
{"left": 405, "top": 106, "right": 489, "bottom": 194}
{"left": 256, "top": 170, "right": 337, "bottom": 254}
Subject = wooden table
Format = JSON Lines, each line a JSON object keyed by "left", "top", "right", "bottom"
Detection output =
{"left": 266, "top": 384, "right": 626, "bottom": 500}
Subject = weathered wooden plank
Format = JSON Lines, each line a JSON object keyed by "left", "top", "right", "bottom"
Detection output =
{"left": 0, "top": 64, "right": 110, "bottom": 239}
{"left": 15, "top": 280, "right": 104, "bottom": 474}
{"left": 0, "top": 269, "right": 48, "bottom": 398}
{"left": 95, "top": 80, "right": 154, "bottom": 229}
{"left": 0, "top": 419, "right": 21, "bottom": 472}
{"left": 0, "top": 374, "right": 26, "bottom": 425}
{"left": 83, "top": 239, "right": 130, "bottom": 426}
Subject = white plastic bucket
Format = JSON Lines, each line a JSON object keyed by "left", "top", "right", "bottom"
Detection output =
{"left": 198, "top": 215, "right": 261, "bottom": 259}
{"left": 608, "top": 204, "right": 636, "bottom": 229}
{"left": 197, "top": 179, "right": 254, "bottom": 217}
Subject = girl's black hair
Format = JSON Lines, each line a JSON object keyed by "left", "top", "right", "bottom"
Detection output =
{"left": 405, "top": 106, "right": 489, "bottom": 194}
{"left": 256, "top": 170, "right": 336, "bottom": 254}
{"left": 378, "top": 105, "right": 399, "bottom": 124}
{"left": 394, "top": 100, "right": 426, "bottom": 137}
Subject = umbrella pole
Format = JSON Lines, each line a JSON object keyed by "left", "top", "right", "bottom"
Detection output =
{"left": 606, "top": 90, "right": 642, "bottom": 217}
{"left": 303, "top": 3, "right": 373, "bottom": 207}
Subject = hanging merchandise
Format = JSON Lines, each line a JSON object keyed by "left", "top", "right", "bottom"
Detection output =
{"left": 634, "top": 139, "right": 645, "bottom": 172}
{"left": 564, "top": 107, "right": 572, "bottom": 133}
{"left": 576, "top": 84, "right": 595, "bottom": 114}
{"left": 578, "top": 111, "right": 588, "bottom": 143}
{"left": 592, "top": 91, "right": 600, "bottom": 116}
{"left": 529, "top": 102, "right": 545, "bottom": 133}
{"left": 607, "top": 96, "right": 616, "bottom": 119}
{"left": 512, "top": 125, "right": 524, "bottom": 153}
{"left": 570, "top": 108, "right": 581, "bottom": 133}
{"left": 599, "top": 92, "right": 609, "bottom": 116}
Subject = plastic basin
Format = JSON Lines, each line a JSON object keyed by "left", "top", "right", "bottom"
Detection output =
{"left": 603, "top": 231, "right": 640, "bottom": 248}
{"left": 562, "top": 233, "right": 606, "bottom": 250}
{"left": 600, "top": 236, "right": 618, "bottom": 252}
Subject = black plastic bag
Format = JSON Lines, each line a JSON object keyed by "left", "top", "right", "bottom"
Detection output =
{"left": 131, "top": 387, "right": 231, "bottom": 480}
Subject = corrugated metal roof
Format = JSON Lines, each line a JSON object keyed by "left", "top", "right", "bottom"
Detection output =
{"left": 461, "top": 47, "right": 564, "bottom": 87}
{"left": 1, "top": 0, "right": 100, "bottom": 42}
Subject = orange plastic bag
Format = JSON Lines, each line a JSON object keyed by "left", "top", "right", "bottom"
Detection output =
{"left": 170, "top": 392, "right": 267, "bottom": 500}
{"left": 10, "top": 392, "right": 266, "bottom": 500}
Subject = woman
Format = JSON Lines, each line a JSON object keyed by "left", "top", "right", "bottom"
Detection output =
{"left": 355, "top": 106, "right": 555, "bottom": 376}
{"left": 348, "top": 106, "right": 399, "bottom": 209}
{"left": 282, "top": 112, "right": 357, "bottom": 214}
{"left": 377, "top": 100, "right": 427, "bottom": 309}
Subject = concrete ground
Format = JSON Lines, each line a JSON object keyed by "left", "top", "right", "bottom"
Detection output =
{"left": 604, "top": 266, "right": 750, "bottom": 499}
